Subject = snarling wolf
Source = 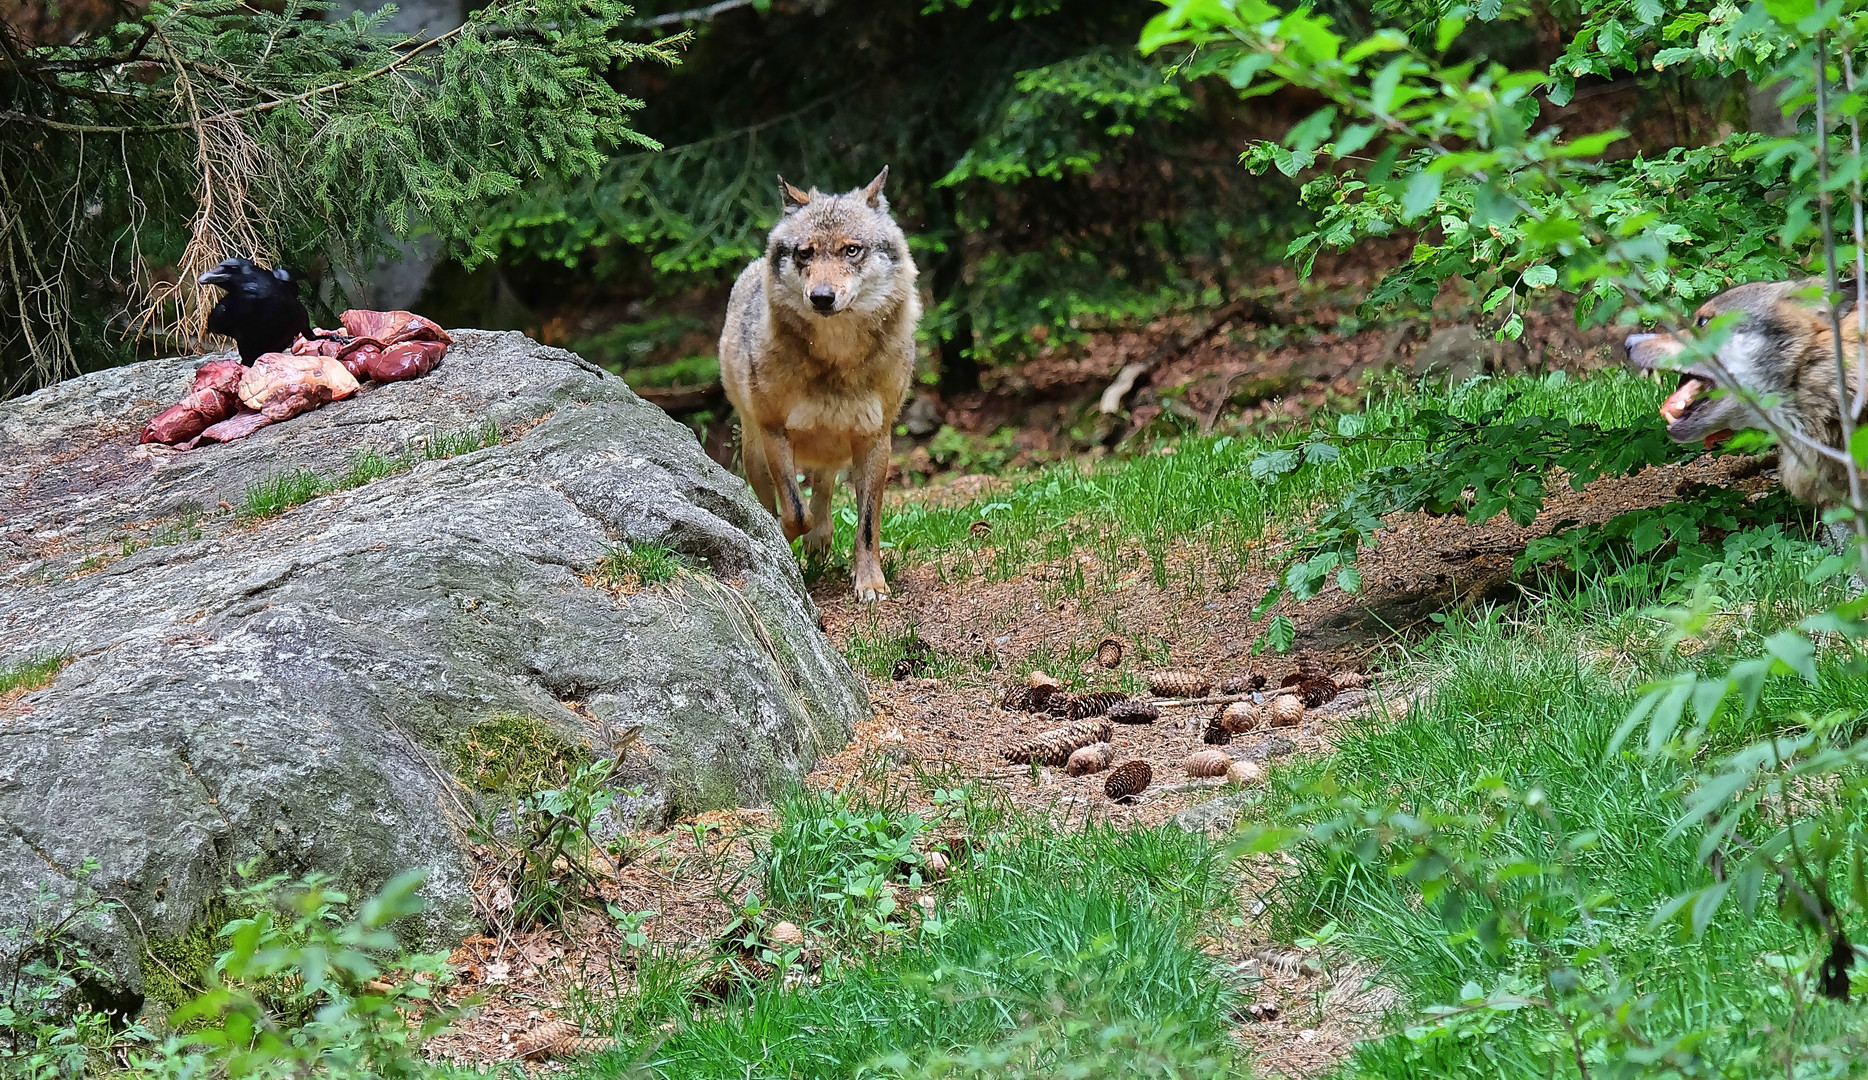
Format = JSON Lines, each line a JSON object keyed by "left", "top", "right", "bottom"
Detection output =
{"left": 1625, "top": 277, "right": 1865, "bottom": 516}
{"left": 719, "top": 168, "right": 920, "bottom": 602}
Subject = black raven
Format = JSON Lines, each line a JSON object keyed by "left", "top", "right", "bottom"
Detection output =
{"left": 199, "top": 257, "right": 312, "bottom": 365}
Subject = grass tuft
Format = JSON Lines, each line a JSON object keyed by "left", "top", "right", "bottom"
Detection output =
{"left": 0, "top": 652, "right": 71, "bottom": 697}
{"left": 594, "top": 541, "right": 685, "bottom": 593}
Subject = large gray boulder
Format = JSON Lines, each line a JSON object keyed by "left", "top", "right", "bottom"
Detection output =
{"left": 0, "top": 331, "right": 865, "bottom": 1001}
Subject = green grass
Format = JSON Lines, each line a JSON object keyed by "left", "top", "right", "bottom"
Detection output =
{"left": 237, "top": 419, "right": 503, "bottom": 521}
{"left": 843, "top": 368, "right": 1671, "bottom": 592}
{"left": 0, "top": 651, "right": 69, "bottom": 696}
{"left": 563, "top": 790, "right": 1240, "bottom": 1080}
{"left": 1257, "top": 527, "right": 1868, "bottom": 1076}
{"left": 593, "top": 541, "right": 685, "bottom": 591}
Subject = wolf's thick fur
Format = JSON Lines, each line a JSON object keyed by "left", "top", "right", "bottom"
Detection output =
{"left": 1625, "top": 277, "right": 1864, "bottom": 513}
{"left": 720, "top": 168, "right": 920, "bottom": 601}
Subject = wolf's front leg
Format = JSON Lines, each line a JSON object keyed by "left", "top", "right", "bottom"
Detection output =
{"left": 760, "top": 427, "right": 812, "bottom": 541}
{"left": 849, "top": 434, "right": 892, "bottom": 602}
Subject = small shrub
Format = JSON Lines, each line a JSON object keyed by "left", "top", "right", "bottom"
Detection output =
{"left": 761, "top": 787, "right": 955, "bottom": 936}
{"left": 510, "top": 758, "right": 626, "bottom": 929}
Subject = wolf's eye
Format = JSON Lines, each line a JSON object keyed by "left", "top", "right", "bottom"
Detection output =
{"left": 844, "top": 244, "right": 863, "bottom": 258}
{"left": 1696, "top": 315, "right": 1710, "bottom": 328}
{"left": 796, "top": 246, "right": 815, "bottom": 262}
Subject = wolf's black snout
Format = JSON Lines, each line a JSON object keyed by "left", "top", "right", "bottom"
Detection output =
{"left": 809, "top": 286, "right": 837, "bottom": 314}
{"left": 1624, "top": 333, "right": 1656, "bottom": 354}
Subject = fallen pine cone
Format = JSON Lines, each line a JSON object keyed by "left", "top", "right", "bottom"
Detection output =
{"left": 1202, "top": 714, "right": 1231, "bottom": 745}
{"left": 1221, "top": 700, "right": 1261, "bottom": 733}
{"left": 515, "top": 1020, "right": 615, "bottom": 1061}
{"left": 1217, "top": 673, "right": 1266, "bottom": 695}
{"left": 923, "top": 849, "right": 950, "bottom": 876}
{"left": 970, "top": 519, "right": 991, "bottom": 537}
{"left": 1148, "top": 671, "right": 1210, "bottom": 698}
{"left": 1333, "top": 670, "right": 1368, "bottom": 690}
{"left": 1268, "top": 695, "right": 1305, "bottom": 727}
{"left": 1095, "top": 637, "right": 1124, "bottom": 668}
{"left": 1107, "top": 700, "right": 1161, "bottom": 724}
{"left": 1002, "top": 718, "right": 1114, "bottom": 766}
{"left": 1226, "top": 759, "right": 1265, "bottom": 786}
{"left": 1001, "top": 684, "right": 1061, "bottom": 713}
{"left": 1296, "top": 676, "right": 1338, "bottom": 709}
{"left": 767, "top": 921, "right": 804, "bottom": 948}
{"left": 1029, "top": 670, "right": 1063, "bottom": 691}
{"left": 1184, "top": 749, "right": 1231, "bottom": 778}
{"left": 1068, "top": 690, "right": 1130, "bottom": 720}
{"left": 1105, "top": 760, "right": 1152, "bottom": 801}
{"left": 1066, "top": 742, "right": 1116, "bottom": 775}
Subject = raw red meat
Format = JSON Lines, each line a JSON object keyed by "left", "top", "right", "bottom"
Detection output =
{"left": 362, "top": 340, "right": 447, "bottom": 382}
{"left": 140, "top": 309, "right": 451, "bottom": 447}
{"left": 138, "top": 359, "right": 246, "bottom": 444}
{"left": 238, "top": 352, "right": 360, "bottom": 419}
{"left": 196, "top": 409, "right": 271, "bottom": 443}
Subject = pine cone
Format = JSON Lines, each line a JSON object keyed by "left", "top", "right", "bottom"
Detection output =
{"left": 1001, "top": 683, "right": 1061, "bottom": 713}
{"left": 1269, "top": 694, "right": 1305, "bottom": 726}
{"left": 1217, "top": 674, "right": 1258, "bottom": 696}
{"left": 1148, "top": 671, "right": 1211, "bottom": 698}
{"left": 1068, "top": 691, "right": 1130, "bottom": 720}
{"left": 1065, "top": 742, "right": 1115, "bottom": 775}
{"left": 515, "top": 1020, "right": 615, "bottom": 1061}
{"left": 1296, "top": 676, "right": 1338, "bottom": 709}
{"left": 1184, "top": 749, "right": 1231, "bottom": 777}
{"left": 1002, "top": 718, "right": 1114, "bottom": 766}
{"left": 1333, "top": 670, "right": 1367, "bottom": 690}
{"left": 1202, "top": 713, "right": 1232, "bottom": 745}
{"left": 1095, "top": 637, "right": 1125, "bottom": 668}
{"left": 1226, "top": 759, "right": 1265, "bottom": 786}
{"left": 1104, "top": 760, "right": 1153, "bottom": 801}
{"left": 1220, "top": 700, "right": 1261, "bottom": 733}
{"left": 1107, "top": 699, "right": 1161, "bottom": 724}
{"left": 1042, "top": 692, "right": 1077, "bottom": 717}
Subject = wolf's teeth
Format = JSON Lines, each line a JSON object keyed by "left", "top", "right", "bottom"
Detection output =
{"left": 1661, "top": 376, "right": 1710, "bottom": 422}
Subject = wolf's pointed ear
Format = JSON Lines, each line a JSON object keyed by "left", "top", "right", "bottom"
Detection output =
{"left": 862, "top": 166, "right": 890, "bottom": 209}
{"left": 779, "top": 176, "right": 811, "bottom": 215}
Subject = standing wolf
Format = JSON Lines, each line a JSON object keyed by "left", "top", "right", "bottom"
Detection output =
{"left": 720, "top": 168, "right": 920, "bottom": 602}
{"left": 1624, "top": 277, "right": 1863, "bottom": 515}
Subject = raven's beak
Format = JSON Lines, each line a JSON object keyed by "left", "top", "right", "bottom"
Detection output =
{"left": 198, "top": 268, "right": 234, "bottom": 287}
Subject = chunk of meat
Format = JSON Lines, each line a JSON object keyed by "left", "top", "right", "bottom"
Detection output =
{"left": 138, "top": 359, "right": 247, "bottom": 444}
{"left": 238, "top": 352, "right": 360, "bottom": 417}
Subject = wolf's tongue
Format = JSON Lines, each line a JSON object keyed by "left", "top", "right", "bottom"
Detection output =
{"left": 1661, "top": 376, "right": 1710, "bottom": 422}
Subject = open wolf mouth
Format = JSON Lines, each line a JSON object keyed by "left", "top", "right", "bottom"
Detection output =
{"left": 1660, "top": 375, "right": 1711, "bottom": 422}
{"left": 1658, "top": 375, "right": 1734, "bottom": 447}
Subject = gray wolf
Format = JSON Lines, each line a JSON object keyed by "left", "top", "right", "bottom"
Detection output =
{"left": 719, "top": 168, "right": 920, "bottom": 602}
{"left": 200, "top": 257, "right": 311, "bottom": 365}
{"left": 1625, "top": 277, "right": 1864, "bottom": 516}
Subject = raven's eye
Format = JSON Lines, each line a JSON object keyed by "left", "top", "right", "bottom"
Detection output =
{"left": 844, "top": 244, "right": 863, "bottom": 258}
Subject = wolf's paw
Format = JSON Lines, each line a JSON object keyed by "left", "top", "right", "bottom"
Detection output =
{"left": 801, "top": 529, "right": 833, "bottom": 559}
{"left": 853, "top": 575, "right": 890, "bottom": 604}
